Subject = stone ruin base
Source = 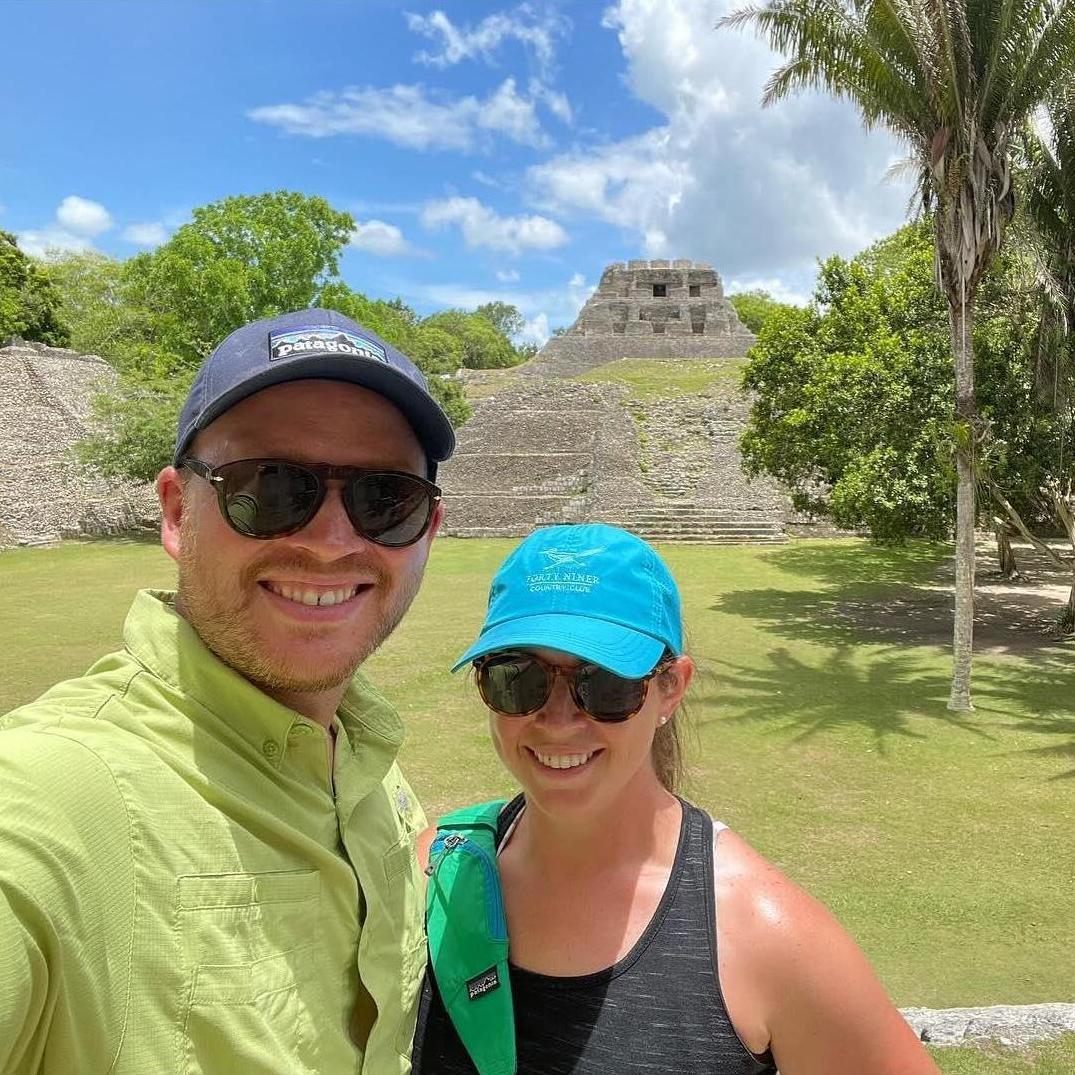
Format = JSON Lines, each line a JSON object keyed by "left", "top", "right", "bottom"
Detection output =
{"left": 901, "top": 1003, "right": 1075, "bottom": 1049}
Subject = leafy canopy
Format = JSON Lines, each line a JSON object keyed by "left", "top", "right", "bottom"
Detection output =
{"left": 728, "top": 289, "right": 799, "bottom": 334}
{"left": 123, "top": 191, "right": 355, "bottom": 364}
{"left": 741, "top": 224, "right": 1057, "bottom": 540}
{"left": 0, "top": 231, "right": 69, "bottom": 347}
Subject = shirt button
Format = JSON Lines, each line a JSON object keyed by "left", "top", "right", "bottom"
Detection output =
{"left": 262, "top": 738, "right": 279, "bottom": 759}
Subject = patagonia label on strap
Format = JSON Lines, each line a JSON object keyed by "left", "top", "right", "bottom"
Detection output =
{"left": 466, "top": 965, "right": 501, "bottom": 1001}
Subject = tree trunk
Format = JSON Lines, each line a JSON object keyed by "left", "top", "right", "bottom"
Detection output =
{"left": 948, "top": 297, "right": 976, "bottom": 711}
{"left": 994, "top": 519, "right": 1018, "bottom": 579}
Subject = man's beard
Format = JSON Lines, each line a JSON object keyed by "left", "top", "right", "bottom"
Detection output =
{"left": 176, "top": 517, "right": 422, "bottom": 697}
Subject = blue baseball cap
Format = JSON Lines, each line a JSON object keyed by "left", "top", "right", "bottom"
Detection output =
{"left": 173, "top": 308, "right": 455, "bottom": 473}
{"left": 453, "top": 523, "right": 684, "bottom": 677}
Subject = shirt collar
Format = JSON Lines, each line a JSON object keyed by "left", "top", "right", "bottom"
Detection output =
{"left": 122, "top": 589, "right": 405, "bottom": 766}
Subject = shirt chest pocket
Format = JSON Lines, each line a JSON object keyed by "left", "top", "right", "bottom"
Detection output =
{"left": 176, "top": 870, "right": 326, "bottom": 1074}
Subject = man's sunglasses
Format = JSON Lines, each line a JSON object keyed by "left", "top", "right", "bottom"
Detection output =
{"left": 179, "top": 457, "right": 441, "bottom": 547}
{"left": 474, "top": 651, "right": 673, "bottom": 723}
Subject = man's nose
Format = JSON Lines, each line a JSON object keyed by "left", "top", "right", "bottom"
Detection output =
{"left": 286, "top": 483, "right": 369, "bottom": 557}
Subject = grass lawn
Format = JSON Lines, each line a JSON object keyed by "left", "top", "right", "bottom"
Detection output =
{"left": 3, "top": 537, "right": 1073, "bottom": 1072}
{"left": 573, "top": 355, "right": 747, "bottom": 399}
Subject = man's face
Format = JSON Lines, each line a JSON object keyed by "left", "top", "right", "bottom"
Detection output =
{"left": 159, "top": 380, "right": 441, "bottom": 702}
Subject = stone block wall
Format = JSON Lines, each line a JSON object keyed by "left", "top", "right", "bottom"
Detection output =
{"left": 437, "top": 379, "right": 649, "bottom": 536}
{"left": 525, "top": 259, "right": 755, "bottom": 378}
{"left": 524, "top": 333, "right": 756, "bottom": 378}
{"left": 0, "top": 342, "right": 159, "bottom": 547}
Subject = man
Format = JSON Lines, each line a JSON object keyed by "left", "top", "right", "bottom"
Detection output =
{"left": 0, "top": 309, "right": 454, "bottom": 1073}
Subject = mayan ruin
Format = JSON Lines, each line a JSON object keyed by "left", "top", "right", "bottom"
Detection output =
{"left": 0, "top": 340, "right": 157, "bottom": 547}
{"left": 0, "top": 259, "right": 789, "bottom": 547}
{"left": 436, "top": 259, "right": 792, "bottom": 543}
{"left": 526, "top": 259, "right": 756, "bottom": 377}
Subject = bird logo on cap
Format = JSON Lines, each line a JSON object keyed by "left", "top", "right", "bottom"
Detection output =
{"left": 541, "top": 547, "right": 606, "bottom": 569}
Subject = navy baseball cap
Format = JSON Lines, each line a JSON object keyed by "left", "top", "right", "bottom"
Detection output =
{"left": 173, "top": 308, "right": 455, "bottom": 473}
{"left": 453, "top": 523, "right": 684, "bottom": 678}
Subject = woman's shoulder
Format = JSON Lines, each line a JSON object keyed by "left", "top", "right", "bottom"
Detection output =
{"left": 415, "top": 794, "right": 523, "bottom": 874}
{"left": 709, "top": 824, "right": 939, "bottom": 1074}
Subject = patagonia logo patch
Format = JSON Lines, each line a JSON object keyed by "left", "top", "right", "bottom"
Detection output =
{"left": 466, "top": 966, "right": 500, "bottom": 1000}
{"left": 269, "top": 326, "right": 388, "bottom": 363}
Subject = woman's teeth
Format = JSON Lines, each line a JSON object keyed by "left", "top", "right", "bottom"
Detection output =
{"left": 266, "top": 583, "right": 362, "bottom": 607}
{"left": 533, "top": 750, "right": 596, "bottom": 770}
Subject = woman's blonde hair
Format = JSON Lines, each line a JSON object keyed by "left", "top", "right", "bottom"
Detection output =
{"left": 650, "top": 645, "right": 694, "bottom": 793}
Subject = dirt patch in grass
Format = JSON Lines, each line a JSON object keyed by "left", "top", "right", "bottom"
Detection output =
{"left": 830, "top": 540, "right": 1074, "bottom": 656}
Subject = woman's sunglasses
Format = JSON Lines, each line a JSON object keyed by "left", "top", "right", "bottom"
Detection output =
{"left": 179, "top": 457, "right": 440, "bottom": 547}
{"left": 474, "top": 651, "right": 673, "bottom": 723}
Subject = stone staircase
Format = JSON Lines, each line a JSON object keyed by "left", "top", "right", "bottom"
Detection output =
{"left": 438, "top": 380, "right": 649, "bottom": 537}
{"left": 598, "top": 504, "right": 787, "bottom": 544}
{"left": 437, "top": 371, "right": 795, "bottom": 544}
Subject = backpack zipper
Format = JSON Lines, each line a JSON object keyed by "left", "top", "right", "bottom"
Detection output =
{"left": 427, "top": 832, "right": 508, "bottom": 942}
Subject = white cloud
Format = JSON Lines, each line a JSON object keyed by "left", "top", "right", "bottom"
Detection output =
{"left": 726, "top": 275, "right": 811, "bottom": 307}
{"left": 249, "top": 78, "right": 547, "bottom": 150}
{"left": 533, "top": 84, "right": 573, "bottom": 125}
{"left": 121, "top": 221, "right": 169, "bottom": 247}
{"left": 421, "top": 196, "right": 568, "bottom": 255}
{"left": 16, "top": 194, "right": 116, "bottom": 256}
{"left": 55, "top": 195, "right": 112, "bottom": 237}
{"left": 496, "top": 268, "right": 521, "bottom": 282}
{"left": 15, "top": 229, "right": 94, "bottom": 258}
{"left": 411, "top": 271, "right": 592, "bottom": 339}
{"left": 519, "top": 312, "right": 551, "bottom": 345}
{"left": 350, "top": 219, "right": 417, "bottom": 257}
{"left": 527, "top": 0, "right": 909, "bottom": 279}
{"left": 406, "top": 7, "right": 567, "bottom": 75}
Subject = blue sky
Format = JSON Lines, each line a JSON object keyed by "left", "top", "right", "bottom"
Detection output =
{"left": 3, "top": 0, "right": 910, "bottom": 342}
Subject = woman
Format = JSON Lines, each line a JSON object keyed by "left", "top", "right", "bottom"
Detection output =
{"left": 413, "top": 523, "right": 939, "bottom": 1075}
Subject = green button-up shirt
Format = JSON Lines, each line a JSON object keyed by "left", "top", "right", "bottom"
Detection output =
{"left": 0, "top": 590, "right": 427, "bottom": 1074}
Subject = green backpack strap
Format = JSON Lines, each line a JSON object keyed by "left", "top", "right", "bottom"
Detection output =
{"left": 425, "top": 799, "right": 516, "bottom": 1075}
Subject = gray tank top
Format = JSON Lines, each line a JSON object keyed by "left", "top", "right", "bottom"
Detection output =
{"left": 412, "top": 796, "right": 777, "bottom": 1074}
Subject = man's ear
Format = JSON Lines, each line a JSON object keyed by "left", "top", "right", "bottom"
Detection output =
{"left": 426, "top": 498, "right": 445, "bottom": 544}
{"left": 157, "top": 466, "right": 185, "bottom": 564}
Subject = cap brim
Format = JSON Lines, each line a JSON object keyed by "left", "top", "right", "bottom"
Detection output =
{"left": 176, "top": 352, "right": 455, "bottom": 464}
{"left": 451, "top": 613, "right": 667, "bottom": 678}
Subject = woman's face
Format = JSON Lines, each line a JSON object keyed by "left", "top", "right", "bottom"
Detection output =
{"left": 483, "top": 646, "right": 693, "bottom": 815}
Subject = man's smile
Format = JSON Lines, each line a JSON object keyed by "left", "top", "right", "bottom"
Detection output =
{"left": 261, "top": 580, "right": 371, "bottom": 607}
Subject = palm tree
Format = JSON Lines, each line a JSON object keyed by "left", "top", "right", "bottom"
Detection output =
{"left": 1025, "top": 88, "right": 1075, "bottom": 403}
{"left": 720, "top": 0, "right": 1075, "bottom": 709}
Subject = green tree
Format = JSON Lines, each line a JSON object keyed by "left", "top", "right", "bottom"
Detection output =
{"left": 722, "top": 0, "right": 1075, "bottom": 710}
{"left": 409, "top": 324, "right": 466, "bottom": 375}
{"left": 43, "top": 250, "right": 156, "bottom": 362}
{"left": 124, "top": 191, "right": 354, "bottom": 363}
{"left": 0, "top": 231, "right": 69, "bottom": 346}
{"left": 78, "top": 370, "right": 192, "bottom": 483}
{"left": 318, "top": 283, "right": 421, "bottom": 355}
{"left": 319, "top": 283, "right": 472, "bottom": 422}
{"left": 728, "top": 289, "right": 798, "bottom": 334}
{"left": 743, "top": 223, "right": 1075, "bottom": 623}
{"left": 475, "top": 300, "right": 525, "bottom": 339}
{"left": 422, "top": 309, "right": 519, "bottom": 369}
{"left": 742, "top": 228, "right": 955, "bottom": 540}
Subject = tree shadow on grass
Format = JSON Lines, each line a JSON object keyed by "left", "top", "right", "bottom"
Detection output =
{"left": 700, "top": 587, "right": 1075, "bottom": 771}
{"left": 758, "top": 540, "right": 950, "bottom": 587}
{"left": 713, "top": 579, "right": 1071, "bottom": 659}
{"left": 973, "top": 654, "right": 1075, "bottom": 781}
{"left": 692, "top": 644, "right": 981, "bottom": 755}
{"left": 751, "top": 541, "right": 1073, "bottom": 653}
